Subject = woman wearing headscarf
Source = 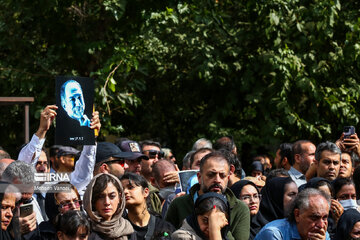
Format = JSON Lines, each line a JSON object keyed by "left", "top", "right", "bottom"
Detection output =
{"left": 298, "top": 177, "right": 333, "bottom": 196}
{"left": 0, "top": 181, "right": 20, "bottom": 240}
{"left": 83, "top": 173, "right": 135, "bottom": 240}
{"left": 335, "top": 208, "right": 360, "bottom": 240}
{"left": 230, "top": 180, "right": 260, "bottom": 217}
{"left": 250, "top": 177, "right": 297, "bottom": 239}
{"left": 172, "top": 192, "right": 230, "bottom": 240}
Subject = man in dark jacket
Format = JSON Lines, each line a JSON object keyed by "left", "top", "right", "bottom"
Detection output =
{"left": 165, "top": 151, "right": 250, "bottom": 240}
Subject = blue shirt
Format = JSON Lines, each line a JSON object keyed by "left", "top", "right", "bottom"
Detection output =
{"left": 254, "top": 219, "right": 330, "bottom": 240}
{"left": 288, "top": 167, "right": 306, "bottom": 188}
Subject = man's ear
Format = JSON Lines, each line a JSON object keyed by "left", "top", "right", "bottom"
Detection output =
{"left": 197, "top": 171, "right": 202, "bottom": 183}
{"left": 282, "top": 157, "right": 289, "bottom": 168}
{"left": 59, "top": 156, "right": 65, "bottom": 164}
{"left": 230, "top": 164, "right": 235, "bottom": 175}
{"left": 57, "top": 231, "right": 63, "bottom": 240}
{"left": 100, "top": 163, "right": 110, "bottom": 174}
{"left": 294, "top": 154, "right": 301, "bottom": 164}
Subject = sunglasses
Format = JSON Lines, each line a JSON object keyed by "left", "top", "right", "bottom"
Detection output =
{"left": 104, "top": 159, "right": 125, "bottom": 167}
{"left": 59, "top": 199, "right": 83, "bottom": 210}
{"left": 143, "top": 150, "right": 164, "bottom": 159}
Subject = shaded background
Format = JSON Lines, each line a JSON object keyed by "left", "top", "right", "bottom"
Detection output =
{"left": 1, "top": 0, "right": 360, "bottom": 172}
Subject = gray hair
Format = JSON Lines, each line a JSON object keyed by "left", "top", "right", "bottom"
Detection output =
{"left": 0, "top": 162, "right": 10, "bottom": 179}
{"left": 182, "top": 150, "right": 195, "bottom": 170}
{"left": 192, "top": 138, "right": 212, "bottom": 151}
{"left": 287, "top": 188, "right": 330, "bottom": 223}
{"left": 315, "top": 141, "right": 341, "bottom": 161}
{"left": 2, "top": 161, "right": 36, "bottom": 184}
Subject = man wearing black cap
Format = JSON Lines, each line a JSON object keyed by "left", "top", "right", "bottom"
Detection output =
{"left": 118, "top": 140, "right": 149, "bottom": 175}
{"left": 93, "top": 142, "right": 134, "bottom": 178}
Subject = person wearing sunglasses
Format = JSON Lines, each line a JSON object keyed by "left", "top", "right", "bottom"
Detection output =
{"left": 39, "top": 182, "right": 82, "bottom": 240}
{"left": 93, "top": 142, "right": 134, "bottom": 178}
{"left": 140, "top": 140, "right": 179, "bottom": 186}
{"left": 139, "top": 140, "right": 163, "bottom": 183}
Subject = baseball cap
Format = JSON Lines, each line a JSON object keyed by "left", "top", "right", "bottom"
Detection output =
{"left": 96, "top": 142, "right": 135, "bottom": 164}
{"left": 119, "top": 140, "right": 149, "bottom": 160}
{"left": 243, "top": 176, "right": 266, "bottom": 188}
{"left": 57, "top": 146, "right": 80, "bottom": 157}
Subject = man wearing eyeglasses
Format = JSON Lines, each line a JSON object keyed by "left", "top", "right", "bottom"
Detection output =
{"left": 93, "top": 142, "right": 134, "bottom": 178}
{"left": 140, "top": 140, "right": 163, "bottom": 182}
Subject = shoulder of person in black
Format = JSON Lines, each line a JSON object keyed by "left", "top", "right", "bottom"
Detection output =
{"left": 124, "top": 213, "right": 175, "bottom": 240}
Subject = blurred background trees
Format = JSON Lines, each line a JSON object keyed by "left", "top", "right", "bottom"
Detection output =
{"left": 1, "top": 0, "right": 360, "bottom": 168}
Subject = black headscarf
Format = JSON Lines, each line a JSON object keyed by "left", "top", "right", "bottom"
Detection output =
{"left": 230, "top": 180, "right": 259, "bottom": 200}
{"left": 250, "top": 177, "right": 295, "bottom": 239}
{"left": 0, "top": 181, "right": 16, "bottom": 240}
{"left": 335, "top": 208, "right": 360, "bottom": 240}
{"left": 186, "top": 192, "right": 230, "bottom": 240}
{"left": 44, "top": 192, "right": 60, "bottom": 225}
{"left": 298, "top": 177, "right": 330, "bottom": 193}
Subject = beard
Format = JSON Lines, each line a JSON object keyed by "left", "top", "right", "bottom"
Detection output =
{"left": 201, "top": 183, "right": 225, "bottom": 194}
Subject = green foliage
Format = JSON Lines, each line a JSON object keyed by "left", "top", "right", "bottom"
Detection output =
{"left": 1, "top": 0, "right": 360, "bottom": 167}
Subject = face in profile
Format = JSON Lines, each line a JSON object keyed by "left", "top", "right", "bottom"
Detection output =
{"left": 61, "top": 80, "right": 89, "bottom": 127}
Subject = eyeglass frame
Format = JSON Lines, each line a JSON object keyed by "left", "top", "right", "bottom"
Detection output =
{"left": 103, "top": 158, "right": 126, "bottom": 167}
{"left": 239, "top": 193, "right": 262, "bottom": 202}
{"left": 142, "top": 150, "right": 165, "bottom": 159}
{"left": 58, "top": 199, "right": 83, "bottom": 210}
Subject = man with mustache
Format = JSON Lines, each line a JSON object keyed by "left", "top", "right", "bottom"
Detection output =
{"left": 314, "top": 141, "right": 341, "bottom": 181}
{"left": 165, "top": 151, "right": 250, "bottom": 240}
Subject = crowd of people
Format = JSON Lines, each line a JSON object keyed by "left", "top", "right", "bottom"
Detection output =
{"left": 0, "top": 104, "right": 360, "bottom": 240}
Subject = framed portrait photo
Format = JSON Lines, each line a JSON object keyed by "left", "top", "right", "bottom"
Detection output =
{"left": 55, "top": 76, "right": 95, "bottom": 145}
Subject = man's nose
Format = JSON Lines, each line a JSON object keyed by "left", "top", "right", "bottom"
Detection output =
{"left": 5, "top": 209, "right": 12, "bottom": 218}
{"left": 316, "top": 218, "right": 327, "bottom": 229}
{"left": 214, "top": 174, "right": 221, "bottom": 183}
{"left": 75, "top": 97, "right": 82, "bottom": 106}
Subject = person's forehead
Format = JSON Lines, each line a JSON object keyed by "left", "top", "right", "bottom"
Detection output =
{"left": 142, "top": 145, "right": 160, "bottom": 151}
{"left": 241, "top": 184, "right": 258, "bottom": 195}
{"left": 303, "top": 196, "right": 329, "bottom": 214}
{"left": 202, "top": 157, "right": 229, "bottom": 171}
{"left": 320, "top": 150, "right": 340, "bottom": 161}
{"left": 2, "top": 192, "right": 16, "bottom": 204}
{"left": 302, "top": 142, "right": 315, "bottom": 152}
{"left": 57, "top": 189, "right": 78, "bottom": 201}
{"left": 38, "top": 152, "right": 48, "bottom": 162}
{"left": 195, "top": 150, "right": 211, "bottom": 160}
{"left": 342, "top": 152, "right": 351, "bottom": 160}
{"left": 65, "top": 82, "right": 82, "bottom": 95}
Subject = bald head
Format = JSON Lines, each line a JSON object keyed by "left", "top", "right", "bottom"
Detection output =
{"left": 151, "top": 159, "right": 176, "bottom": 189}
{"left": 0, "top": 150, "right": 11, "bottom": 160}
{"left": 0, "top": 158, "right": 15, "bottom": 180}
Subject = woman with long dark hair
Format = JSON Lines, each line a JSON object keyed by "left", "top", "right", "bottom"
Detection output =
{"left": 83, "top": 173, "right": 135, "bottom": 240}
{"left": 120, "top": 172, "right": 175, "bottom": 240}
